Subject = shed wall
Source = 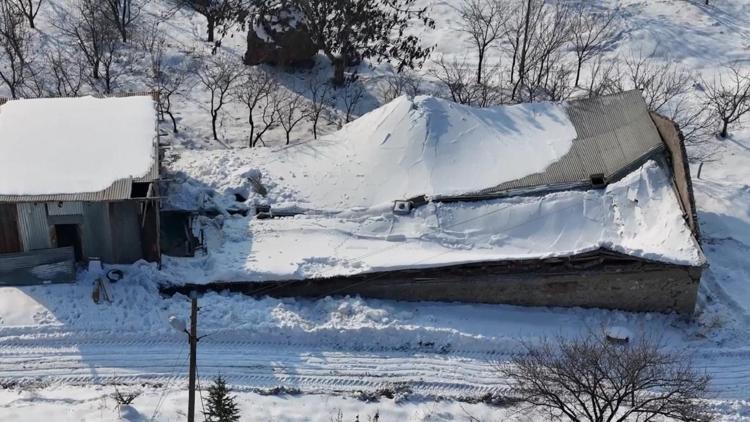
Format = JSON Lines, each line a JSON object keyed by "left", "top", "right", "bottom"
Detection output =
{"left": 17, "top": 203, "right": 51, "bottom": 251}
{"left": 81, "top": 202, "right": 114, "bottom": 262}
{"left": 0, "top": 204, "right": 21, "bottom": 253}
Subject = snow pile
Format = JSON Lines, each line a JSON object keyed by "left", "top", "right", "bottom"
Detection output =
{"left": 0, "top": 96, "right": 156, "bottom": 195}
{"left": 162, "top": 160, "right": 704, "bottom": 284}
{"left": 168, "top": 96, "right": 574, "bottom": 210}
{"left": 320, "top": 95, "right": 576, "bottom": 201}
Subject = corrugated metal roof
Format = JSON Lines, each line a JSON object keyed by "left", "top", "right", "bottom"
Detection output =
{"left": 440, "top": 90, "right": 665, "bottom": 200}
{"left": 0, "top": 93, "right": 159, "bottom": 203}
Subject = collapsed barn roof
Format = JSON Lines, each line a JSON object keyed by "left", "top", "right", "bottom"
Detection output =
{"left": 0, "top": 95, "right": 159, "bottom": 203}
{"left": 162, "top": 90, "right": 705, "bottom": 285}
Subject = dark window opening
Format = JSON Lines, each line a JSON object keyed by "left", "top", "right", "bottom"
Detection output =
{"left": 54, "top": 224, "right": 82, "bottom": 262}
{"left": 131, "top": 182, "right": 151, "bottom": 198}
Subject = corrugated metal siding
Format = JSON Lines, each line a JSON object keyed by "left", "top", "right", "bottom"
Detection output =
{"left": 467, "top": 90, "right": 664, "bottom": 198}
{"left": 17, "top": 203, "right": 51, "bottom": 251}
{"left": 47, "top": 202, "right": 83, "bottom": 216}
{"left": 109, "top": 202, "right": 144, "bottom": 263}
{"left": 81, "top": 202, "right": 114, "bottom": 262}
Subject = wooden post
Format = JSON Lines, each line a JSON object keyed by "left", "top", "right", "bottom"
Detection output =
{"left": 188, "top": 294, "right": 198, "bottom": 422}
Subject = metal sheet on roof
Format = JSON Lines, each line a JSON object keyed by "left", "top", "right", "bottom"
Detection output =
{"left": 0, "top": 179, "right": 134, "bottom": 203}
{"left": 470, "top": 90, "right": 664, "bottom": 197}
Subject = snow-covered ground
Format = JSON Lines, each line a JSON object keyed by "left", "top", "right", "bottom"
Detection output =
{"left": 2, "top": 0, "right": 750, "bottom": 420}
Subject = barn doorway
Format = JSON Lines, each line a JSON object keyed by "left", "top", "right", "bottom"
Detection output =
{"left": 54, "top": 224, "right": 82, "bottom": 262}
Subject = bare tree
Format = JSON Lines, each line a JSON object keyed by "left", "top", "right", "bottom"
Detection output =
{"left": 251, "top": 94, "right": 278, "bottom": 147}
{"left": 702, "top": 64, "right": 750, "bottom": 138}
{"left": 197, "top": 55, "right": 244, "bottom": 141}
{"left": 143, "top": 25, "right": 191, "bottom": 133}
{"left": 7, "top": 0, "right": 43, "bottom": 29}
{"left": 455, "top": 0, "right": 507, "bottom": 85}
{"left": 429, "top": 56, "right": 504, "bottom": 107}
{"left": 502, "top": 331, "right": 713, "bottom": 422}
{"left": 275, "top": 88, "right": 308, "bottom": 145}
{"left": 57, "top": 0, "right": 122, "bottom": 92}
{"left": 44, "top": 47, "right": 86, "bottom": 96}
{"left": 341, "top": 78, "right": 365, "bottom": 124}
{"left": 585, "top": 55, "right": 618, "bottom": 98}
{"left": 235, "top": 66, "right": 277, "bottom": 146}
{"left": 0, "top": 2, "right": 31, "bottom": 98}
{"left": 102, "top": 0, "right": 144, "bottom": 42}
{"left": 671, "top": 99, "right": 714, "bottom": 159}
{"left": 570, "top": 4, "right": 618, "bottom": 87}
{"left": 619, "top": 50, "right": 693, "bottom": 113}
{"left": 306, "top": 74, "right": 331, "bottom": 139}
{"left": 504, "top": 0, "right": 572, "bottom": 102}
{"left": 377, "top": 69, "right": 422, "bottom": 104}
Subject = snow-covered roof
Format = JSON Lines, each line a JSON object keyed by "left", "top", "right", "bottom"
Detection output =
{"left": 162, "top": 91, "right": 704, "bottom": 282}
{"left": 247, "top": 94, "right": 578, "bottom": 210}
{"left": 162, "top": 160, "right": 705, "bottom": 285}
{"left": 0, "top": 95, "right": 158, "bottom": 202}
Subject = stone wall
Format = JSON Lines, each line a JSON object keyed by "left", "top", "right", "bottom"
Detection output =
{"left": 164, "top": 257, "right": 702, "bottom": 315}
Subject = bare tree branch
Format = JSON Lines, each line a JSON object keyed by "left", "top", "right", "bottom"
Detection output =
{"left": 702, "top": 64, "right": 750, "bottom": 138}
{"left": 501, "top": 331, "right": 714, "bottom": 422}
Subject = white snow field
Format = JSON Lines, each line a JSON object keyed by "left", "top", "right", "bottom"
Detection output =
{"left": 0, "top": 96, "right": 157, "bottom": 195}
{"left": 1, "top": 0, "right": 750, "bottom": 420}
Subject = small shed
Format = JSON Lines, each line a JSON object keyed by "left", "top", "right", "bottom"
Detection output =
{"left": 0, "top": 95, "right": 161, "bottom": 285}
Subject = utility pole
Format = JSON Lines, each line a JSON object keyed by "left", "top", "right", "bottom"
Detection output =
{"left": 188, "top": 293, "right": 198, "bottom": 422}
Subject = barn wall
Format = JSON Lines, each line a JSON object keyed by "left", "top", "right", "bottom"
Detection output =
{"left": 650, "top": 112, "right": 700, "bottom": 239}
{"left": 4, "top": 200, "right": 157, "bottom": 265}
{"left": 17, "top": 203, "right": 51, "bottom": 251}
{"left": 166, "top": 262, "right": 702, "bottom": 315}
{"left": 0, "top": 204, "right": 21, "bottom": 253}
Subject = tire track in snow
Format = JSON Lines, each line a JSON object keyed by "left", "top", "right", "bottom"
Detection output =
{"left": 0, "top": 333, "right": 748, "bottom": 400}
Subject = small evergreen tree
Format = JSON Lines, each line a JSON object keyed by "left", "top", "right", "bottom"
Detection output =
{"left": 203, "top": 376, "right": 241, "bottom": 422}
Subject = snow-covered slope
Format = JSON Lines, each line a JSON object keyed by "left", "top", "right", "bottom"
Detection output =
{"left": 0, "top": 96, "right": 156, "bottom": 195}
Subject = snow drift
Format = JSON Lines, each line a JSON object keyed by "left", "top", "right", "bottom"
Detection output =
{"left": 230, "top": 95, "right": 577, "bottom": 210}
